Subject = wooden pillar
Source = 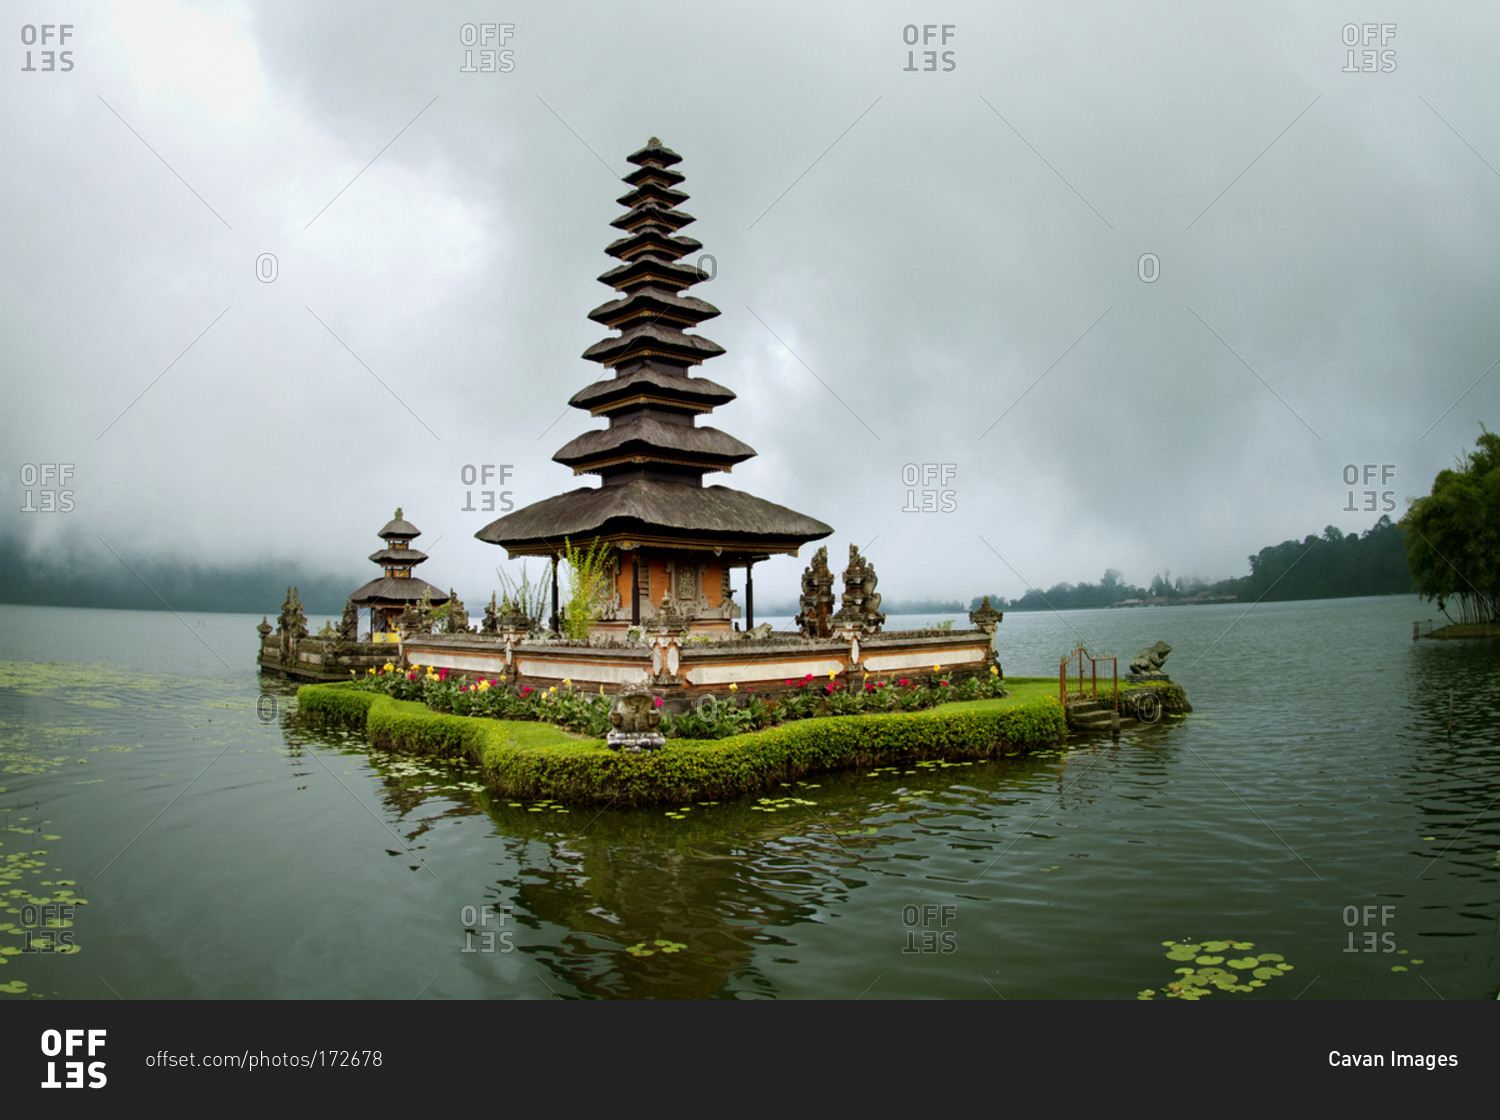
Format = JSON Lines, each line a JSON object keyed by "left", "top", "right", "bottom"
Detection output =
{"left": 552, "top": 557, "right": 564, "bottom": 635}
{"left": 746, "top": 560, "right": 754, "bottom": 629}
{"left": 631, "top": 554, "right": 641, "bottom": 625}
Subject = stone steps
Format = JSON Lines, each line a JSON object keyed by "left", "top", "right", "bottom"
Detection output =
{"left": 1064, "top": 697, "right": 1141, "bottom": 734}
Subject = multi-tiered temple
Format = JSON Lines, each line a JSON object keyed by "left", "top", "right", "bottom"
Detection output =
{"left": 476, "top": 138, "right": 832, "bottom": 635}
{"left": 349, "top": 509, "right": 449, "bottom": 636}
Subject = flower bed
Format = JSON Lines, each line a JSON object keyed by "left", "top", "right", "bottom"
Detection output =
{"left": 344, "top": 660, "right": 1010, "bottom": 741}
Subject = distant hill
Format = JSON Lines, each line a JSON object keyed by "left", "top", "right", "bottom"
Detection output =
{"left": 0, "top": 532, "right": 357, "bottom": 615}
{"left": 970, "top": 515, "right": 1415, "bottom": 612}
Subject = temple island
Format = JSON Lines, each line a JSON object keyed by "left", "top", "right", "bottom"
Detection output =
{"left": 281, "top": 139, "right": 1196, "bottom": 801}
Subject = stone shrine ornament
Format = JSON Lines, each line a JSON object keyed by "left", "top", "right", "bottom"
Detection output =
{"left": 796, "top": 546, "right": 836, "bottom": 638}
{"left": 607, "top": 682, "right": 665, "bottom": 752}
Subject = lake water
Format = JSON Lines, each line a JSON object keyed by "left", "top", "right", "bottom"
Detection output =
{"left": 1, "top": 595, "right": 1496, "bottom": 999}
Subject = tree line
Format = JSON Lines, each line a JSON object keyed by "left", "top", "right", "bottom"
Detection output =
{"left": 970, "top": 515, "right": 1416, "bottom": 613}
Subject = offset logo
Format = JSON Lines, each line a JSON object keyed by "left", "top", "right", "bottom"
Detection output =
{"left": 20, "top": 24, "right": 74, "bottom": 72}
{"left": 459, "top": 23, "right": 514, "bottom": 72}
{"left": 40, "top": 1029, "right": 106, "bottom": 1089}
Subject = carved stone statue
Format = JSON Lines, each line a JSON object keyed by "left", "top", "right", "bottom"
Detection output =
{"left": 276, "top": 586, "right": 308, "bottom": 639}
{"left": 396, "top": 588, "right": 433, "bottom": 637}
{"left": 796, "top": 546, "right": 835, "bottom": 639}
{"left": 833, "top": 545, "right": 885, "bottom": 631}
{"left": 481, "top": 592, "right": 502, "bottom": 636}
{"left": 606, "top": 682, "right": 665, "bottom": 752}
{"left": 1128, "top": 641, "right": 1172, "bottom": 677}
{"left": 445, "top": 588, "right": 471, "bottom": 634}
{"left": 339, "top": 599, "right": 359, "bottom": 641}
{"left": 256, "top": 616, "right": 272, "bottom": 641}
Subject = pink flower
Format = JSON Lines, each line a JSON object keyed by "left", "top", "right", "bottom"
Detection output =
{"left": 521, "top": 686, "right": 533, "bottom": 696}
{"left": 785, "top": 679, "right": 794, "bottom": 687}
{"left": 653, "top": 696, "right": 663, "bottom": 708}
{"left": 438, "top": 668, "right": 449, "bottom": 681}
{"left": 804, "top": 673, "right": 814, "bottom": 682}
{"left": 899, "top": 678, "right": 908, "bottom": 687}
{"left": 864, "top": 683, "right": 873, "bottom": 691}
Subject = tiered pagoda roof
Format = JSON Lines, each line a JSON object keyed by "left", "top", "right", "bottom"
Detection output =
{"left": 349, "top": 509, "right": 451, "bottom": 607}
{"left": 477, "top": 138, "right": 832, "bottom": 557}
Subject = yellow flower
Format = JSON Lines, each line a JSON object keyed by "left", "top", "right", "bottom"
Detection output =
{"left": 933, "top": 664, "right": 942, "bottom": 673}
{"left": 990, "top": 665, "right": 999, "bottom": 675}
{"left": 368, "top": 667, "right": 376, "bottom": 676}
{"left": 383, "top": 663, "right": 394, "bottom": 673}
{"left": 562, "top": 678, "right": 572, "bottom": 687}
{"left": 729, "top": 683, "right": 738, "bottom": 692}
{"left": 829, "top": 670, "right": 836, "bottom": 680}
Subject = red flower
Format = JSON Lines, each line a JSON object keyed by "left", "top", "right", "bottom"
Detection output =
{"left": 864, "top": 683, "right": 873, "bottom": 691}
{"left": 407, "top": 672, "right": 417, "bottom": 680}
{"left": 899, "top": 678, "right": 909, "bottom": 687}
{"left": 653, "top": 696, "right": 663, "bottom": 708}
{"left": 521, "top": 686, "right": 533, "bottom": 696}
{"left": 438, "top": 668, "right": 449, "bottom": 681}
{"left": 804, "top": 673, "right": 814, "bottom": 682}
{"left": 785, "top": 679, "right": 794, "bottom": 686}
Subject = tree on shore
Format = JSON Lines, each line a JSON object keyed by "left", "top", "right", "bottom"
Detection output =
{"left": 1402, "top": 424, "right": 1500, "bottom": 625}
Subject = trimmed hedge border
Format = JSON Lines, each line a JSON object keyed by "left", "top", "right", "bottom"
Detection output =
{"left": 296, "top": 682, "right": 1067, "bottom": 808}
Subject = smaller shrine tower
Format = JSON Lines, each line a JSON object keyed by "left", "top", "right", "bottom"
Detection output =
{"left": 348, "top": 509, "right": 450, "bottom": 636}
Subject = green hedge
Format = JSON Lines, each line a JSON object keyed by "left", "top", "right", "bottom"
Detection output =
{"left": 297, "top": 682, "right": 1066, "bottom": 807}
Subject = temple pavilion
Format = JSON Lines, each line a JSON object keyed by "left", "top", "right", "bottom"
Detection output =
{"left": 349, "top": 509, "right": 449, "bottom": 637}
{"left": 477, "top": 138, "right": 832, "bottom": 635}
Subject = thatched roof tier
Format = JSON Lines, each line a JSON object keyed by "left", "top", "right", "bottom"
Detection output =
{"left": 587, "top": 289, "right": 720, "bottom": 331}
{"left": 348, "top": 577, "right": 450, "bottom": 606}
{"left": 604, "top": 228, "right": 702, "bottom": 263}
{"left": 595, "top": 256, "right": 711, "bottom": 294}
{"left": 476, "top": 480, "right": 831, "bottom": 557}
{"left": 367, "top": 548, "right": 429, "bottom": 565}
{"left": 616, "top": 182, "right": 690, "bottom": 211}
{"left": 569, "top": 365, "right": 734, "bottom": 415}
{"left": 623, "top": 163, "right": 685, "bottom": 189}
{"left": 609, "top": 203, "right": 696, "bottom": 234}
{"left": 626, "top": 137, "right": 682, "bottom": 167}
{"left": 581, "top": 322, "right": 723, "bottom": 368}
{"left": 554, "top": 415, "right": 754, "bottom": 473}
{"left": 377, "top": 516, "right": 420, "bottom": 540}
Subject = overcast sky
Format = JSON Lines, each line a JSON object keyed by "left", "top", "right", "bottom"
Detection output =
{"left": 4, "top": 0, "right": 1498, "bottom": 610}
